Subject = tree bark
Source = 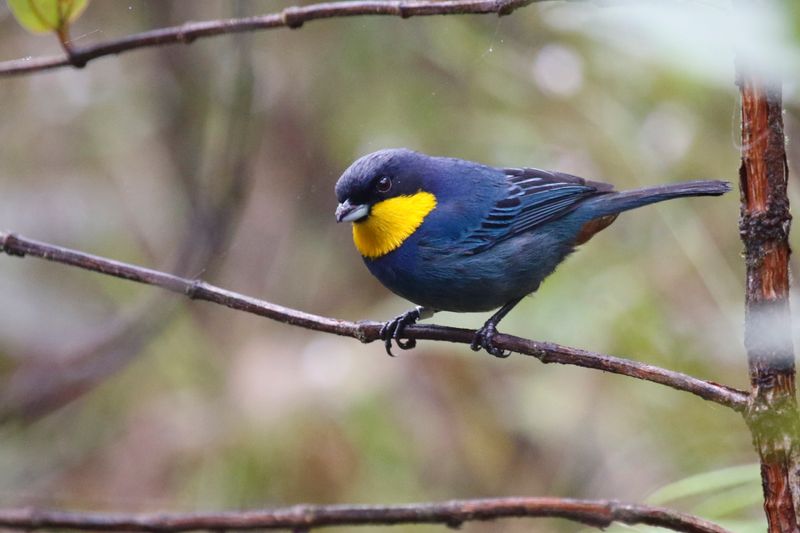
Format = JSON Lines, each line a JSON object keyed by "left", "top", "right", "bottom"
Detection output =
{"left": 738, "top": 71, "right": 800, "bottom": 532}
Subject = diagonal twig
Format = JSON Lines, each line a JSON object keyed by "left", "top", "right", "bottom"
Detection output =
{"left": 0, "top": 0, "right": 539, "bottom": 77}
{"left": 0, "top": 232, "right": 749, "bottom": 412}
{"left": 0, "top": 497, "right": 732, "bottom": 532}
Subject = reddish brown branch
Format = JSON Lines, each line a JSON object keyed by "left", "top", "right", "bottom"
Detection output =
{"left": 0, "top": 0, "right": 537, "bottom": 76}
{"left": 737, "top": 73, "right": 800, "bottom": 529}
{"left": 0, "top": 498, "right": 732, "bottom": 532}
{"left": 0, "top": 232, "right": 748, "bottom": 411}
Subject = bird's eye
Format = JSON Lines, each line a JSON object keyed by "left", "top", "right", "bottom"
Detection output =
{"left": 375, "top": 176, "right": 392, "bottom": 193}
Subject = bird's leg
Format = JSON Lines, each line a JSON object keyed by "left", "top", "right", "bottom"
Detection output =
{"left": 471, "top": 297, "right": 524, "bottom": 358}
{"left": 380, "top": 306, "right": 435, "bottom": 356}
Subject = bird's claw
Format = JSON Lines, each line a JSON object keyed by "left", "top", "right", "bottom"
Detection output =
{"left": 471, "top": 322, "right": 511, "bottom": 358}
{"left": 380, "top": 308, "right": 421, "bottom": 356}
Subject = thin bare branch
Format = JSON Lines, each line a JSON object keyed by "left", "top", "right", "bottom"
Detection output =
{"left": 0, "top": 0, "right": 538, "bottom": 77}
{"left": 0, "top": 497, "right": 732, "bottom": 532}
{"left": 0, "top": 232, "right": 749, "bottom": 412}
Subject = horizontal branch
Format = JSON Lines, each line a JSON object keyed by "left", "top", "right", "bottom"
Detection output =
{"left": 0, "top": 232, "right": 749, "bottom": 411}
{"left": 0, "top": 497, "right": 732, "bottom": 532}
{"left": 0, "top": 0, "right": 537, "bottom": 76}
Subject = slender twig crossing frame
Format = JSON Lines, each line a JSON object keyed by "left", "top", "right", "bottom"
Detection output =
{"left": 0, "top": 497, "right": 732, "bottom": 532}
{"left": 0, "top": 232, "right": 748, "bottom": 411}
{"left": 0, "top": 0, "right": 539, "bottom": 76}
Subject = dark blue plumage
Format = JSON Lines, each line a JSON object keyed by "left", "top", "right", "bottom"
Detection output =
{"left": 335, "top": 148, "right": 730, "bottom": 356}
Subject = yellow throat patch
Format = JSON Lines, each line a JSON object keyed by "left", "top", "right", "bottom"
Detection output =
{"left": 352, "top": 191, "right": 437, "bottom": 259}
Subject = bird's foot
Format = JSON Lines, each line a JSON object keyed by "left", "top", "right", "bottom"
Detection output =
{"left": 471, "top": 321, "right": 511, "bottom": 358}
{"left": 380, "top": 307, "right": 423, "bottom": 356}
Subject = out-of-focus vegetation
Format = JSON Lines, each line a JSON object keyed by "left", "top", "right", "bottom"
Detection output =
{"left": 0, "top": 1, "right": 798, "bottom": 532}
{"left": 7, "top": 0, "right": 89, "bottom": 34}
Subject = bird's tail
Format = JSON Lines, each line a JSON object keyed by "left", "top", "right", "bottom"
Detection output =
{"left": 582, "top": 180, "right": 731, "bottom": 217}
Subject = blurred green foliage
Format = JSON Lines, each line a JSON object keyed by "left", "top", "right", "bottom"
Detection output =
{"left": 7, "top": 0, "right": 89, "bottom": 34}
{"left": 0, "top": 1, "right": 799, "bottom": 531}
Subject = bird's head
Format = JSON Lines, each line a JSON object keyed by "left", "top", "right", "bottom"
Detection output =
{"left": 335, "top": 149, "right": 439, "bottom": 259}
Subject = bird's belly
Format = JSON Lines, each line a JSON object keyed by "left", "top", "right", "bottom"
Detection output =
{"left": 365, "top": 230, "right": 574, "bottom": 312}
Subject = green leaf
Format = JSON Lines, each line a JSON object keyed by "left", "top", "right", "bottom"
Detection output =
{"left": 647, "top": 463, "right": 760, "bottom": 505}
{"left": 694, "top": 484, "right": 764, "bottom": 518}
{"left": 7, "top": 0, "right": 89, "bottom": 34}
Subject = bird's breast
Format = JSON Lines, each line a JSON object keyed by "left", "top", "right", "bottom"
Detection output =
{"left": 352, "top": 191, "right": 437, "bottom": 259}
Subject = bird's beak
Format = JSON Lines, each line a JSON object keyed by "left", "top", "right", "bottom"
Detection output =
{"left": 335, "top": 200, "right": 369, "bottom": 223}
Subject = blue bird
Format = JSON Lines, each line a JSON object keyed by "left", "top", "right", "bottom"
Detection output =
{"left": 335, "top": 148, "right": 729, "bottom": 357}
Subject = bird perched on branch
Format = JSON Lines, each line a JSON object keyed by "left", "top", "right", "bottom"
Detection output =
{"left": 335, "top": 148, "right": 729, "bottom": 357}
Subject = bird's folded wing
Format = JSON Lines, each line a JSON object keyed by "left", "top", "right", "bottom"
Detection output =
{"left": 460, "top": 168, "right": 612, "bottom": 254}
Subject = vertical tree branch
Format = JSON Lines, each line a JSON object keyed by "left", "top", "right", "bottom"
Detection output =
{"left": 737, "top": 68, "right": 800, "bottom": 531}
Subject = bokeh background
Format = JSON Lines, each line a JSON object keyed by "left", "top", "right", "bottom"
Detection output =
{"left": 1, "top": 1, "right": 799, "bottom": 531}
